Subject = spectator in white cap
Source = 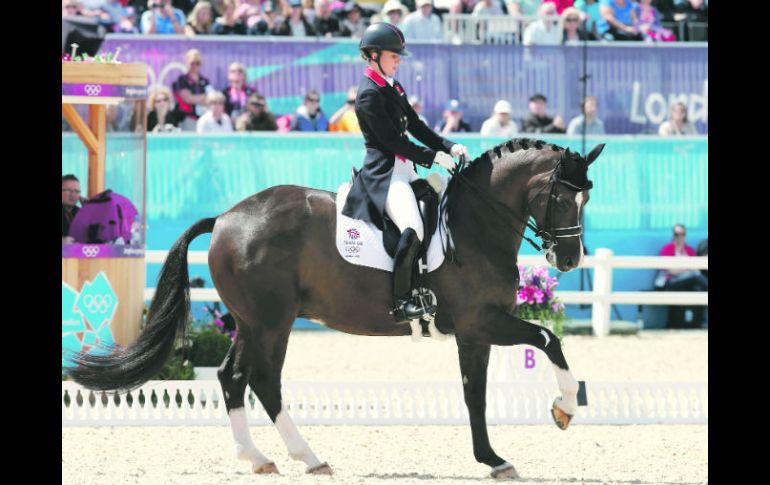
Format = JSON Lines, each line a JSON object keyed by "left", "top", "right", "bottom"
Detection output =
{"left": 382, "top": 0, "right": 409, "bottom": 28}
{"left": 480, "top": 100, "right": 519, "bottom": 137}
{"left": 402, "top": 0, "right": 443, "bottom": 41}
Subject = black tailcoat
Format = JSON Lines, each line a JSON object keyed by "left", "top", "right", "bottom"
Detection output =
{"left": 341, "top": 67, "right": 455, "bottom": 231}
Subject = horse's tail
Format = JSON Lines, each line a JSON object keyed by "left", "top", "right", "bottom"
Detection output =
{"left": 66, "top": 217, "right": 217, "bottom": 392}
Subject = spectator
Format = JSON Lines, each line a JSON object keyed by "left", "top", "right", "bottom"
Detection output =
{"left": 657, "top": 223, "right": 707, "bottom": 328}
{"left": 146, "top": 86, "right": 183, "bottom": 132}
{"left": 574, "top": 0, "right": 600, "bottom": 38}
{"left": 562, "top": 6, "right": 590, "bottom": 43}
{"left": 212, "top": 0, "right": 247, "bottom": 34}
{"left": 141, "top": 0, "right": 185, "bottom": 33}
{"left": 658, "top": 101, "right": 697, "bottom": 136}
{"left": 339, "top": 2, "right": 368, "bottom": 38}
{"left": 274, "top": 0, "right": 316, "bottom": 36}
{"left": 248, "top": 1, "right": 283, "bottom": 34}
{"left": 673, "top": 0, "right": 707, "bottom": 38}
{"left": 172, "top": 49, "right": 213, "bottom": 131}
{"left": 435, "top": 99, "right": 472, "bottom": 134}
{"left": 313, "top": 0, "right": 342, "bottom": 37}
{"left": 472, "top": 0, "right": 504, "bottom": 15}
{"left": 221, "top": 62, "right": 255, "bottom": 120}
{"left": 402, "top": 0, "right": 443, "bottom": 42}
{"left": 543, "top": 0, "right": 575, "bottom": 14}
{"left": 302, "top": 0, "right": 316, "bottom": 23}
{"left": 105, "top": 103, "right": 135, "bottom": 132}
{"left": 481, "top": 100, "right": 519, "bottom": 137}
{"left": 523, "top": 2, "right": 562, "bottom": 45}
{"left": 408, "top": 95, "right": 430, "bottom": 126}
{"left": 506, "top": 0, "right": 543, "bottom": 17}
{"left": 196, "top": 91, "right": 234, "bottom": 133}
{"left": 636, "top": 0, "right": 676, "bottom": 42}
{"left": 235, "top": 93, "right": 279, "bottom": 131}
{"left": 522, "top": 93, "right": 565, "bottom": 133}
{"left": 63, "top": 0, "right": 83, "bottom": 17}
{"left": 234, "top": 0, "right": 262, "bottom": 31}
{"left": 185, "top": 0, "right": 214, "bottom": 35}
{"left": 450, "top": 0, "right": 478, "bottom": 14}
{"left": 98, "top": 0, "right": 139, "bottom": 32}
{"left": 291, "top": 90, "right": 329, "bottom": 131}
{"left": 597, "top": 0, "right": 644, "bottom": 41}
{"left": 329, "top": 86, "right": 361, "bottom": 133}
{"left": 62, "top": 174, "right": 84, "bottom": 243}
{"left": 566, "top": 95, "right": 605, "bottom": 135}
{"left": 382, "top": 0, "right": 409, "bottom": 27}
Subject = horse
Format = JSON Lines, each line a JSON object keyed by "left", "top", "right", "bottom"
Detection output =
{"left": 67, "top": 137, "right": 605, "bottom": 479}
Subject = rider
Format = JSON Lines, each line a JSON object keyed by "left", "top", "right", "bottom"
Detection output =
{"left": 341, "top": 22, "right": 469, "bottom": 322}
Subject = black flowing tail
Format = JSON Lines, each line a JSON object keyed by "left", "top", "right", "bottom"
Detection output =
{"left": 66, "top": 217, "right": 217, "bottom": 392}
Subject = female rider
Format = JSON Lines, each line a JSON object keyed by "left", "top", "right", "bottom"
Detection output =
{"left": 341, "top": 22, "right": 469, "bottom": 322}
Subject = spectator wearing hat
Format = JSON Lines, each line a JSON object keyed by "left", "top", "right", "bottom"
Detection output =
{"left": 196, "top": 91, "right": 234, "bottom": 133}
{"left": 435, "top": 99, "right": 472, "bottom": 134}
{"left": 235, "top": 93, "right": 279, "bottom": 131}
{"left": 382, "top": 0, "right": 409, "bottom": 27}
{"left": 522, "top": 93, "right": 565, "bottom": 133}
{"left": 523, "top": 1, "right": 563, "bottom": 45}
{"left": 408, "top": 96, "right": 430, "bottom": 126}
{"left": 274, "top": 0, "right": 316, "bottom": 36}
{"left": 481, "top": 100, "right": 519, "bottom": 137}
{"left": 402, "top": 0, "right": 443, "bottom": 41}
{"left": 566, "top": 95, "right": 605, "bottom": 135}
{"left": 339, "top": 2, "right": 368, "bottom": 38}
{"left": 291, "top": 89, "right": 329, "bottom": 131}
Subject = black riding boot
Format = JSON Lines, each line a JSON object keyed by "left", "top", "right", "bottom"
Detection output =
{"left": 392, "top": 228, "right": 436, "bottom": 322}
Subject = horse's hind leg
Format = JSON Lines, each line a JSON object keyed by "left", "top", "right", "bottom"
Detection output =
{"left": 218, "top": 330, "right": 278, "bottom": 474}
{"left": 247, "top": 320, "right": 331, "bottom": 475}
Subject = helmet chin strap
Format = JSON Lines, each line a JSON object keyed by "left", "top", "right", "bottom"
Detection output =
{"left": 367, "top": 51, "right": 387, "bottom": 79}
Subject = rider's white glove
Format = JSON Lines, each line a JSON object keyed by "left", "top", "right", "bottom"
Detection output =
{"left": 450, "top": 144, "right": 470, "bottom": 160}
{"left": 433, "top": 151, "right": 455, "bottom": 171}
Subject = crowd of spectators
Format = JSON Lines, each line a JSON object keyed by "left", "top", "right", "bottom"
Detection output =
{"left": 62, "top": 0, "right": 707, "bottom": 43}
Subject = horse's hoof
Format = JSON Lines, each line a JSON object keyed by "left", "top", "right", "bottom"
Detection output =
{"left": 253, "top": 462, "right": 279, "bottom": 474}
{"left": 307, "top": 462, "right": 333, "bottom": 475}
{"left": 490, "top": 463, "right": 519, "bottom": 480}
{"left": 551, "top": 399, "right": 573, "bottom": 431}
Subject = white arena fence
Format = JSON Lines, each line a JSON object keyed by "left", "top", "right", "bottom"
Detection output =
{"left": 145, "top": 248, "right": 708, "bottom": 337}
{"left": 62, "top": 380, "right": 707, "bottom": 427}
{"left": 63, "top": 346, "right": 706, "bottom": 427}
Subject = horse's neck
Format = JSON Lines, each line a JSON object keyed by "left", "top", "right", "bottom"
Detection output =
{"left": 451, "top": 157, "right": 533, "bottom": 252}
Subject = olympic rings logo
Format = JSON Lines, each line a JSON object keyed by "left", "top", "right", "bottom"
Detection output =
{"left": 82, "top": 294, "right": 113, "bottom": 314}
{"left": 82, "top": 246, "right": 100, "bottom": 258}
{"left": 345, "top": 246, "right": 360, "bottom": 254}
{"left": 84, "top": 84, "right": 102, "bottom": 96}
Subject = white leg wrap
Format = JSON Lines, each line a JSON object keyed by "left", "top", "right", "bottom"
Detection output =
{"left": 552, "top": 366, "right": 579, "bottom": 415}
{"left": 409, "top": 319, "right": 422, "bottom": 342}
{"left": 275, "top": 406, "right": 322, "bottom": 469}
{"left": 428, "top": 320, "right": 447, "bottom": 341}
{"left": 228, "top": 408, "right": 270, "bottom": 466}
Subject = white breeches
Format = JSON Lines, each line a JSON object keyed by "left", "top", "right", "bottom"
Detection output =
{"left": 385, "top": 157, "right": 424, "bottom": 242}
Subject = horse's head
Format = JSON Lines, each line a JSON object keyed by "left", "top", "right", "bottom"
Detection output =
{"left": 526, "top": 144, "right": 605, "bottom": 272}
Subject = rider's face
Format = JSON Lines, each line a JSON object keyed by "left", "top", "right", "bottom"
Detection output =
{"left": 376, "top": 51, "right": 401, "bottom": 77}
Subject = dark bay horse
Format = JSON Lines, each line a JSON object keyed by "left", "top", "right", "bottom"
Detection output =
{"left": 68, "top": 138, "right": 605, "bottom": 479}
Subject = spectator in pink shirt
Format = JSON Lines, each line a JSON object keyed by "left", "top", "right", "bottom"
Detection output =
{"left": 657, "top": 223, "right": 707, "bottom": 327}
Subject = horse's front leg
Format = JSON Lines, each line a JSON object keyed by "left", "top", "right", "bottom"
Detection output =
{"left": 457, "top": 342, "right": 520, "bottom": 479}
{"left": 476, "top": 307, "right": 580, "bottom": 430}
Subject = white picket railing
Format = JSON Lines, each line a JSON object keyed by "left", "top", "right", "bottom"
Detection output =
{"left": 144, "top": 248, "right": 707, "bottom": 337}
{"left": 61, "top": 379, "right": 707, "bottom": 427}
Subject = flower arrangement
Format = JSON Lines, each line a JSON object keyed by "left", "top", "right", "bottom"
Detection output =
{"left": 515, "top": 264, "right": 567, "bottom": 338}
{"left": 62, "top": 43, "right": 122, "bottom": 64}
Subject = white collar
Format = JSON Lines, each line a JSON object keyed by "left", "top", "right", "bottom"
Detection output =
{"left": 384, "top": 76, "right": 394, "bottom": 86}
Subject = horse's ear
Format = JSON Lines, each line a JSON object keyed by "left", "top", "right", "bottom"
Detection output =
{"left": 564, "top": 147, "right": 572, "bottom": 158}
{"left": 586, "top": 144, "right": 605, "bottom": 165}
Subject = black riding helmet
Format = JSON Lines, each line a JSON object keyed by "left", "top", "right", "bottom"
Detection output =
{"left": 359, "top": 22, "right": 411, "bottom": 61}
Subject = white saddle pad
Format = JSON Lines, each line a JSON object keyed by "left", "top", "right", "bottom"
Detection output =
{"left": 335, "top": 177, "right": 450, "bottom": 273}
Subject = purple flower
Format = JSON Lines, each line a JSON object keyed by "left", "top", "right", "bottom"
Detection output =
{"left": 533, "top": 288, "right": 545, "bottom": 304}
{"left": 214, "top": 319, "right": 224, "bottom": 328}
